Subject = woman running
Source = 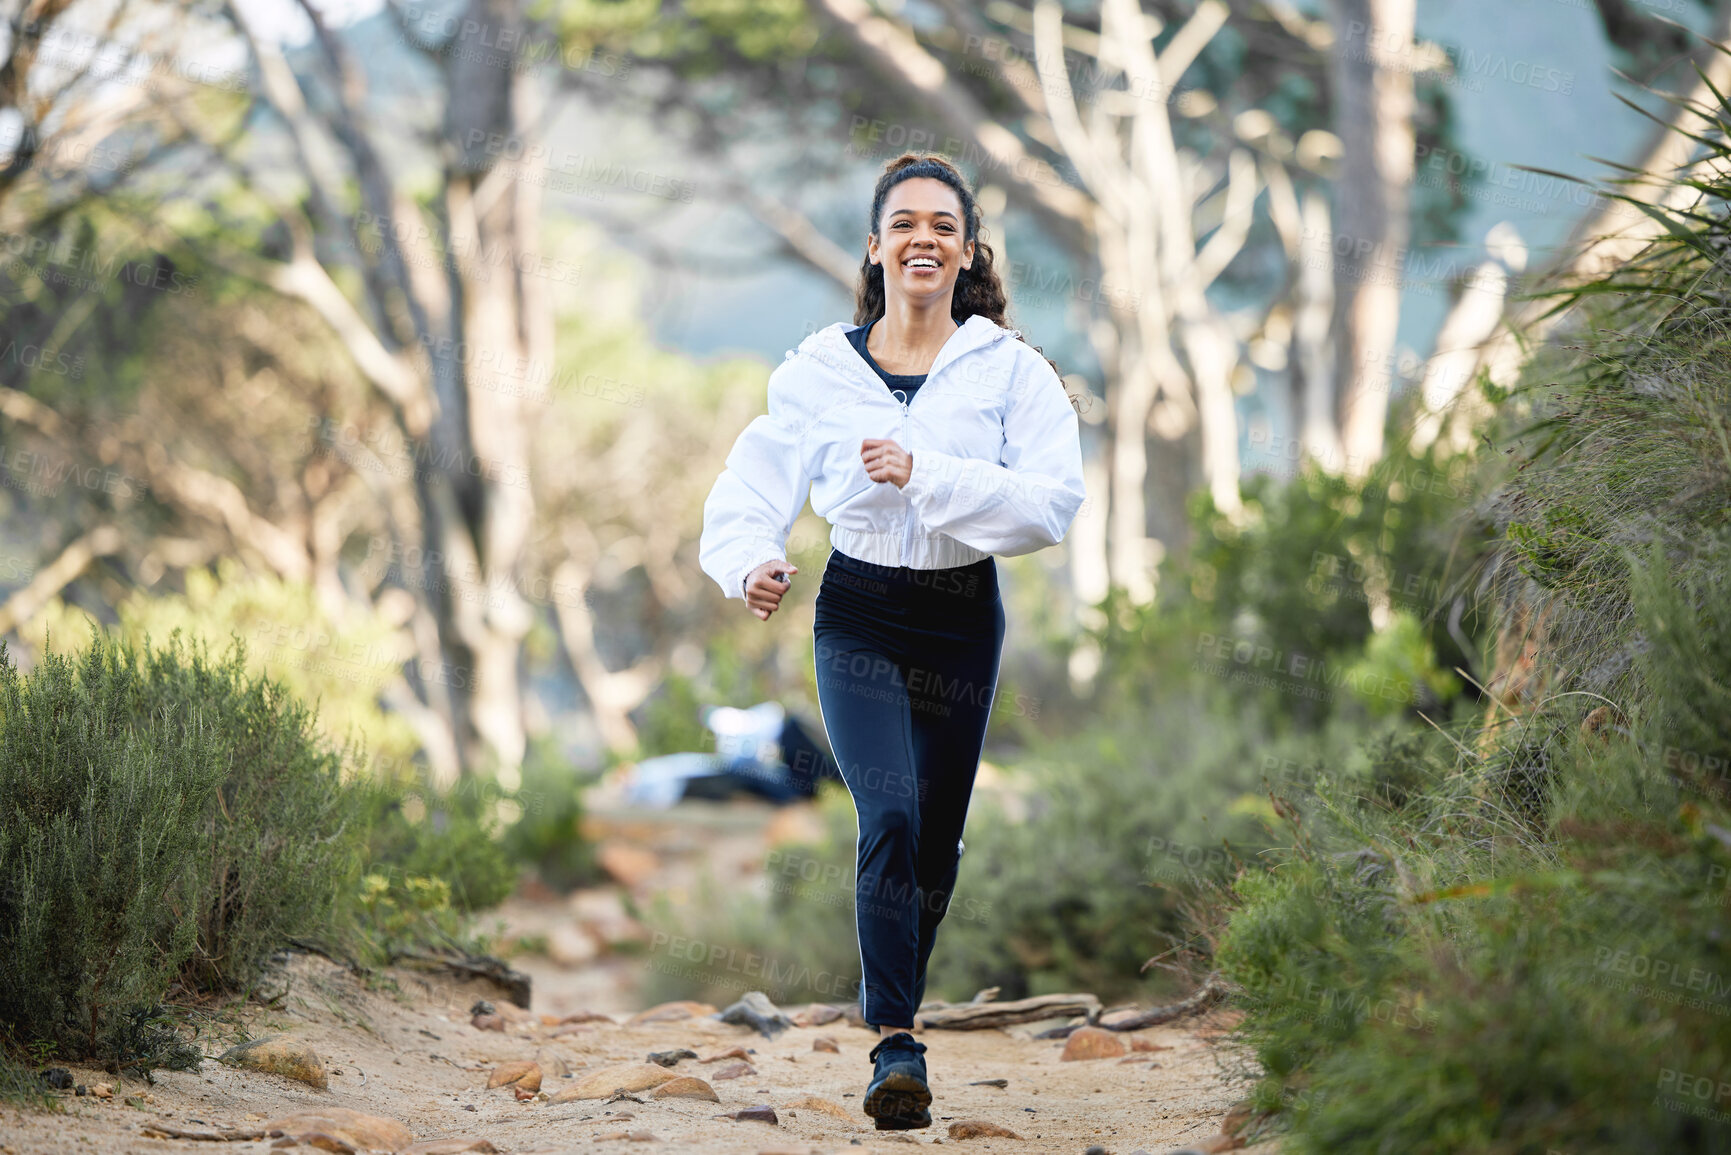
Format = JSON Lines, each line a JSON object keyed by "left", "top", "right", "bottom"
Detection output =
{"left": 699, "top": 152, "right": 1087, "bottom": 1129}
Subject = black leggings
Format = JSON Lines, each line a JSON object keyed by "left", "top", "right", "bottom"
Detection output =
{"left": 812, "top": 546, "right": 1006, "bottom": 1028}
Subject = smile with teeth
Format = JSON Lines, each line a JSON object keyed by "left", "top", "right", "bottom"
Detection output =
{"left": 904, "top": 256, "right": 941, "bottom": 271}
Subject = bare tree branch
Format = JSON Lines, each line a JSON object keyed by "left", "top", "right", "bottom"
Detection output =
{"left": 0, "top": 526, "right": 121, "bottom": 636}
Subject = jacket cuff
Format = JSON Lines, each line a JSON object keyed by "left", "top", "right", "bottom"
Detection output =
{"left": 902, "top": 447, "right": 957, "bottom": 506}
{"left": 734, "top": 542, "right": 787, "bottom": 600}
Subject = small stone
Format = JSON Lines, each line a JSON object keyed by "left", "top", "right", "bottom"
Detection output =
{"left": 812, "top": 1037, "right": 840, "bottom": 1053}
{"left": 1084, "top": 1147, "right": 1108, "bottom": 1155}
{"left": 1129, "top": 1036, "right": 1170, "bottom": 1053}
{"left": 795, "top": 1003, "right": 845, "bottom": 1027}
{"left": 402, "top": 1141, "right": 501, "bottom": 1154}
{"left": 92, "top": 1083, "right": 113, "bottom": 1099}
{"left": 714, "top": 992, "right": 796, "bottom": 1039}
{"left": 647, "top": 1049, "right": 698, "bottom": 1068}
{"left": 626, "top": 1001, "right": 716, "bottom": 1026}
{"left": 486, "top": 1061, "right": 542, "bottom": 1091}
{"left": 783, "top": 1095, "right": 854, "bottom": 1121}
{"left": 1059, "top": 1027, "right": 1126, "bottom": 1061}
{"left": 718, "top": 1105, "right": 778, "bottom": 1124}
{"left": 38, "top": 1068, "right": 72, "bottom": 1090}
{"left": 650, "top": 1076, "right": 719, "bottom": 1103}
{"left": 220, "top": 1037, "right": 329, "bottom": 1089}
{"left": 710, "top": 1061, "right": 757, "bottom": 1080}
{"left": 699, "top": 1047, "right": 752, "bottom": 1064}
{"left": 968, "top": 1079, "right": 1008, "bottom": 1088}
{"left": 596, "top": 841, "right": 661, "bottom": 888}
{"left": 947, "top": 1119, "right": 1022, "bottom": 1139}
{"left": 262, "top": 1109, "right": 414, "bottom": 1151}
{"left": 548, "top": 1063, "right": 678, "bottom": 1102}
{"left": 556, "top": 1010, "right": 615, "bottom": 1025}
{"left": 471, "top": 1013, "right": 506, "bottom": 1032}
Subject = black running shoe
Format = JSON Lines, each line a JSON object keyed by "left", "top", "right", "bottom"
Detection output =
{"left": 864, "top": 1032, "right": 932, "bottom": 1130}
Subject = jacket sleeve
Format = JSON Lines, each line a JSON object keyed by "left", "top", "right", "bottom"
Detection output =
{"left": 900, "top": 353, "right": 1086, "bottom": 556}
{"left": 699, "top": 363, "right": 813, "bottom": 600}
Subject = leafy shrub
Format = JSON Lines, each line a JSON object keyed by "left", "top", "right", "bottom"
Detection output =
{"left": 139, "top": 639, "right": 365, "bottom": 992}
{"left": 0, "top": 638, "right": 225, "bottom": 1061}
{"left": 1180, "top": 433, "right": 1485, "bottom": 726}
{"left": 357, "top": 774, "right": 517, "bottom": 918}
{"left": 0, "top": 1049, "right": 53, "bottom": 1109}
{"left": 1210, "top": 115, "right": 1731, "bottom": 1150}
{"left": 0, "top": 633, "right": 364, "bottom": 1065}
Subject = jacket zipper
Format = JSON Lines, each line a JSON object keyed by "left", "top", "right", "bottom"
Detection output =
{"left": 894, "top": 388, "right": 914, "bottom": 567}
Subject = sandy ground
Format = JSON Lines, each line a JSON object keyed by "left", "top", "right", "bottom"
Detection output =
{"left": 0, "top": 953, "right": 1275, "bottom": 1155}
{"left": 0, "top": 799, "right": 1280, "bottom": 1155}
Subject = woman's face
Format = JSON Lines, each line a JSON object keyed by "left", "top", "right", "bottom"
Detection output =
{"left": 866, "top": 177, "right": 976, "bottom": 310}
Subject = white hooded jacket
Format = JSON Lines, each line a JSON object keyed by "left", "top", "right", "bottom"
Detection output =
{"left": 699, "top": 313, "right": 1088, "bottom": 600}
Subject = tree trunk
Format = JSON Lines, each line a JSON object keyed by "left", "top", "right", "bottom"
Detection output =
{"left": 1294, "top": 190, "right": 1341, "bottom": 464}
{"left": 1327, "top": 0, "right": 1415, "bottom": 477}
{"left": 434, "top": 0, "right": 548, "bottom": 782}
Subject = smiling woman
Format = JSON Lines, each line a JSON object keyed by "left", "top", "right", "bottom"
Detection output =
{"left": 697, "top": 152, "right": 1087, "bottom": 1132}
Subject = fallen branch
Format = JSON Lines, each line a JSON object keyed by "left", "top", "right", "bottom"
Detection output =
{"left": 140, "top": 1125, "right": 267, "bottom": 1142}
{"left": 1095, "top": 976, "right": 1227, "bottom": 1031}
{"left": 915, "top": 992, "right": 1101, "bottom": 1030}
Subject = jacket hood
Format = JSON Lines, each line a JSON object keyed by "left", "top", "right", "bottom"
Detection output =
{"left": 791, "top": 313, "right": 1020, "bottom": 383}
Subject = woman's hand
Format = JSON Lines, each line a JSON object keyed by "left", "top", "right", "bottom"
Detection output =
{"left": 744, "top": 559, "right": 799, "bottom": 621}
{"left": 861, "top": 438, "right": 913, "bottom": 489}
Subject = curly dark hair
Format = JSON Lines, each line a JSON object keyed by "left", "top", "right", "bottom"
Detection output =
{"left": 853, "top": 153, "right": 1059, "bottom": 377}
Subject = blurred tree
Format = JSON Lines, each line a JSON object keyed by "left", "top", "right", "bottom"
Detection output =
{"left": 1325, "top": 0, "right": 1415, "bottom": 477}
{"left": 0, "top": 0, "right": 786, "bottom": 777}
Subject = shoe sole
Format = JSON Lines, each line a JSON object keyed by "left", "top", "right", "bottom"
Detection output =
{"left": 864, "top": 1072, "right": 933, "bottom": 1127}
{"left": 874, "top": 1107, "right": 932, "bottom": 1131}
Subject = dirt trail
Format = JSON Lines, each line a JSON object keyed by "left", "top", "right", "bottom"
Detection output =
{"left": 0, "top": 799, "right": 1278, "bottom": 1154}
{"left": 0, "top": 953, "right": 1272, "bottom": 1155}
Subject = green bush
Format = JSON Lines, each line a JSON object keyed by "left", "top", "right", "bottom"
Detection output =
{"left": 358, "top": 774, "right": 517, "bottom": 918}
{"left": 0, "top": 634, "right": 363, "bottom": 1065}
{"left": 1210, "top": 114, "right": 1731, "bottom": 1150}
{"left": 0, "top": 638, "right": 224, "bottom": 1061}
{"left": 1179, "top": 433, "right": 1485, "bottom": 726}
{"left": 0, "top": 1048, "right": 53, "bottom": 1109}
{"left": 139, "top": 639, "right": 365, "bottom": 992}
